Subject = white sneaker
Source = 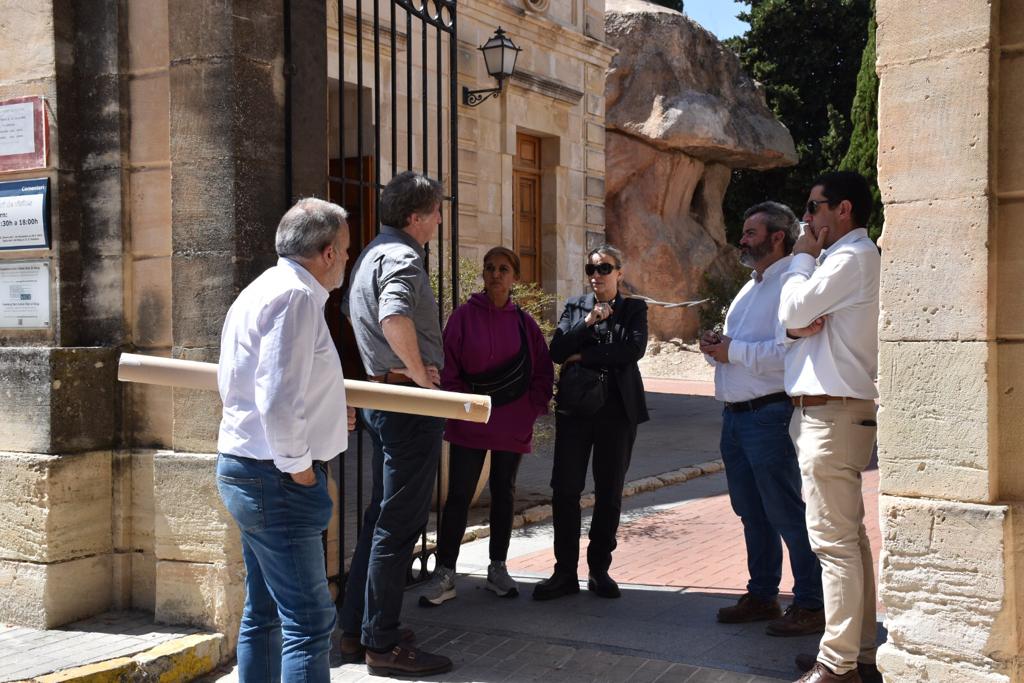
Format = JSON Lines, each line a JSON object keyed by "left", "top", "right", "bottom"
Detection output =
{"left": 486, "top": 561, "right": 519, "bottom": 598}
{"left": 417, "top": 565, "right": 456, "bottom": 607}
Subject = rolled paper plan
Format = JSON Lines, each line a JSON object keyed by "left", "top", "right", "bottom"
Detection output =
{"left": 117, "top": 352, "right": 492, "bottom": 423}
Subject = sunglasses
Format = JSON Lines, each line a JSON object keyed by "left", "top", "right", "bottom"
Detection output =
{"left": 805, "top": 198, "right": 835, "bottom": 215}
{"left": 585, "top": 263, "right": 619, "bottom": 276}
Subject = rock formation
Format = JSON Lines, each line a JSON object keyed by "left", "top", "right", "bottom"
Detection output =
{"left": 604, "top": 0, "right": 797, "bottom": 340}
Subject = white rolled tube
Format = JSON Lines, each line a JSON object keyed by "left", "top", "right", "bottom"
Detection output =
{"left": 117, "top": 352, "right": 491, "bottom": 423}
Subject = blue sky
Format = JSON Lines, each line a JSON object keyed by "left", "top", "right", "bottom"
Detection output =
{"left": 683, "top": 0, "right": 748, "bottom": 40}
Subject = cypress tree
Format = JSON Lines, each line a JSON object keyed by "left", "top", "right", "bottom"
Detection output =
{"left": 722, "top": 0, "right": 871, "bottom": 244}
{"left": 839, "top": 2, "right": 882, "bottom": 240}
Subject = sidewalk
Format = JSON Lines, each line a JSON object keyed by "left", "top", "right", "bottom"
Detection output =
{"left": 204, "top": 463, "right": 883, "bottom": 682}
{"left": 4, "top": 377, "right": 888, "bottom": 682}
{"left": 339, "top": 383, "right": 722, "bottom": 554}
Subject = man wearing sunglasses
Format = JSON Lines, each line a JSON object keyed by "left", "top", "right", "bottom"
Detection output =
{"left": 779, "top": 171, "right": 882, "bottom": 683}
{"left": 701, "top": 201, "right": 825, "bottom": 639}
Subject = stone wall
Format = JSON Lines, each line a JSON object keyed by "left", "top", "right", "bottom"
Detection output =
{"left": 876, "top": 0, "right": 1024, "bottom": 679}
{"left": 0, "top": 0, "right": 284, "bottom": 646}
{"left": 0, "top": 0, "right": 123, "bottom": 629}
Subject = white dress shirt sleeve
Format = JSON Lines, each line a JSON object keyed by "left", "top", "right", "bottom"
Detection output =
{"left": 254, "top": 290, "right": 317, "bottom": 474}
{"left": 727, "top": 324, "right": 787, "bottom": 375}
{"left": 779, "top": 251, "right": 862, "bottom": 330}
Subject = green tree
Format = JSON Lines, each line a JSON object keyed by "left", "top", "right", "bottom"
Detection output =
{"left": 839, "top": 2, "right": 882, "bottom": 240}
{"left": 648, "top": 0, "right": 684, "bottom": 12}
{"left": 722, "top": 0, "right": 872, "bottom": 244}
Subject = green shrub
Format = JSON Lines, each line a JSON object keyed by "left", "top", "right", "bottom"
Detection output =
{"left": 511, "top": 281, "right": 556, "bottom": 338}
{"left": 429, "top": 256, "right": 481, "bottom": 324}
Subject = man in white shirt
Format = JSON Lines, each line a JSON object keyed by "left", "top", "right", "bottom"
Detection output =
{"left": 216, "top": 198, "right": 355, "bottom": 683}
{"left": 779, "top": 172, "right": 882, "bottom": 683}
{"left": 701, "top": 202, "right": 824, "bottom": 638}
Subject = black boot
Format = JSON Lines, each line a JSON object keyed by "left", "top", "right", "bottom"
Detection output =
{"left": 532, "top": 571, "right": 580, "bottom": 601}
{"left": 587, "top": 570, "right": 621, "bottom": 598}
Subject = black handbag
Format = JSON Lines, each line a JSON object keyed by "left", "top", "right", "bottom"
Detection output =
{"left": 460, "top": 309, "right": 532, "bottom": 407}
{"left": 555, "top": 362, "right": 607, "bottom": 416}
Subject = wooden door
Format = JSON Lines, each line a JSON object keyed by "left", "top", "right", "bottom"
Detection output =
{"left": 513, "top": 134, "right": 542, "bottom": 284}
{"left": 326, "top": 156, "right": 375, "bottom": 381}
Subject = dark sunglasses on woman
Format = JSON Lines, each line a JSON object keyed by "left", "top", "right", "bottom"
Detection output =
{"left": 585, "top": 263, "right": 618, "bottom": 276}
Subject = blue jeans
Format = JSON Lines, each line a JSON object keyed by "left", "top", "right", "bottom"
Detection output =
{"left": 216, "top": 454, "right": 336, "bottom": 683}
{"left": 720, "top": 400, "right": 823, "bottom": 609}
{"left": 339, "top": 409, "right": 443, "bottom": 650}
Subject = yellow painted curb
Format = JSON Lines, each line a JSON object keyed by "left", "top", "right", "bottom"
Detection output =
{"left": 31, "top": 633, "right": 225, "bottom": 683}
{"left": 33, "top": 657, "right": 134, "bottom": 682}
{"left": 135, "top": 633, "right": 224, "bottom": 683}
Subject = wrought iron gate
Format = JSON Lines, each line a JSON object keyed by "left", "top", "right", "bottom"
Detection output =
{"left": 326, "top": 0, "right": 460, "bottom": 601}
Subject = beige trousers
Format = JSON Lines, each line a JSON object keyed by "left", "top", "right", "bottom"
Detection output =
{"left": 790, "top": 399, "right": 878, "bottom": 675}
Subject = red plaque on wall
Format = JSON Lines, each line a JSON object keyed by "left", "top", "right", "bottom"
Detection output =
{"left": 0, "top": 97, "right": 48, "bottom": 173}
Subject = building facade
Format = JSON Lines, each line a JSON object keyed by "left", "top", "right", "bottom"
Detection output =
{"left": 0, "top": 0, "right": 612, "bottom": 654}
{"left": 4, "top": 1, "right": 1023, "bottom": 680}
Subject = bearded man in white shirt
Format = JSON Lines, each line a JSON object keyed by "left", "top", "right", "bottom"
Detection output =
{"left": 216, "top": 198, "right": 356, "bottom": 683}
{"left": 701, "top": 202, "right": 825, "bottom": 639}
{"left": 780, "top": 171, "right": 882, "bottom": 683}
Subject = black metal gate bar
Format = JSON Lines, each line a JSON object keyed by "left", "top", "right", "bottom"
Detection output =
{"left": 390, "top": 1, "right": 398, "bottom": 175}
{"left": 373, "top": 0, "right": 382, "bottom": 222}
{"left": 448, "top": 3, "right": 459, "bottom": 299}
{"left": 329, "top": 0, "right": 459, "bottom": 593}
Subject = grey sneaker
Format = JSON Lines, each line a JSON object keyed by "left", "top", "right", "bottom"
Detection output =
{"left": 417, "top": 565, "right": 456, "bottom": 607}
{"left": 486, "top": 561, "right": 519, "bottom": 598}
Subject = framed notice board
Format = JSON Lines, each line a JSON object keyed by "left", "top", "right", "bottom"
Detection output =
{"left": 0, "top": 178, "right": 50, "bottom": 250}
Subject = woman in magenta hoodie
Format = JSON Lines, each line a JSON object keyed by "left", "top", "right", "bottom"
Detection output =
{"left": 418, "top": 246, "right": 554, "bottom": 606}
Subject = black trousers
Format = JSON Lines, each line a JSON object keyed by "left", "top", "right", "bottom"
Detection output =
{"left": 436, "top": 444, "right": 524, "bottom": 569}
{"left": 551, "top": 391, "right": 637, "bottom": 575}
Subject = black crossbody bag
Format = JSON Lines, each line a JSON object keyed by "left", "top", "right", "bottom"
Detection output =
{"left": 460, "top": 308, "right": 532, "bottom": 407}
{"left": 555, "top": 363, "right": 607, "bottom": 417}
{"left": 556, "top": 306, "right": 614, "bottom": 417}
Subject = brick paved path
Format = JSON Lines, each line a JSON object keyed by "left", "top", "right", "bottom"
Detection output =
{"left": 509, "top": 470, "right": 882, "bottom": 612}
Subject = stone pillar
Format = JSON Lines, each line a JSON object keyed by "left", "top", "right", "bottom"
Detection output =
{"left": 0, "top": 0, "right": 124, "bottom": 628}
{"left": 876, "top": 1, "right": 1023, "bottom": 679}
{"left": 152, "top": 0, "right": 287, "bottom": 642}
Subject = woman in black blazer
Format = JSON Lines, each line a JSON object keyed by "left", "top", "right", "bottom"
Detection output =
{"left": 533, "top": 244, "right": 649, "bottom": 601}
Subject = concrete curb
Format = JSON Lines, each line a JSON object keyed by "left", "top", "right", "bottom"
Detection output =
{"left": 454, "top": 458, "right": 725, "bottom": 545}
{"left": 26, "top": 633, "right": 224, "bottom": 683}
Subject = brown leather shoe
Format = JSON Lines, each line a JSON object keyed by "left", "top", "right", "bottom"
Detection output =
{"left": 338, "top": 628, "right": 415, "bottom": 664}
{"left": 766, "top": 604, "right": 826, "bottom": 636}
{"left": 365, "top": 643, "right": 453, "bottom": 677}
{"left": 796, "top": 654, "right": 880, "bottom": 683}
{"left": 795, "top": 661, "right": 862, "bottom": 682}
{"left": 716, "top": 593, "right": 782, "bottom": 623}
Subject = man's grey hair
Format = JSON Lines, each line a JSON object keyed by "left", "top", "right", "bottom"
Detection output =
{"left": 588, "top": 243, "right": 625, "bottom": 268}
{"left": 743, "top": 201, "right": 799, "bottom": 253}
{"left": 379, "top": 171, "right": 445, "bottom": 229}
{"left": 275, "top": 198, "right": 349, "bottom": 259}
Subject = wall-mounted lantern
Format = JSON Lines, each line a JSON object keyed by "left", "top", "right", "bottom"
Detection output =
{"left": 462, "top": 27, "right": 521, "bottom": 107}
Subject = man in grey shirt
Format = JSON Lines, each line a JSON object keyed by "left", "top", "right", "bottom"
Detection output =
{"left": 339, "top": 171, "right": 452, "bottom": 677}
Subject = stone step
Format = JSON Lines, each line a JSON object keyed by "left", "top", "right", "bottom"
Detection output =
{"left": 24, "top": 633, "right": 224, "bottom": 683}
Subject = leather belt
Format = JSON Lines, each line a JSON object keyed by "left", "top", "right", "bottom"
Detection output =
{"left": 367, "top": 371, "right": 416, "bottom": 386}
{"left": 724, "top": 391, "right": 790, "bottom": 413}
{"left": 791, "top": 394, "right": 852, "bottom": 407}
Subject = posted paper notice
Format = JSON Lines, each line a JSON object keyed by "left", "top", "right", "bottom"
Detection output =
{"left": 0, "top": 102, "right": 35, "bottom": 156}
{"left": 0, "top": 259, "right": 50, "bottom": 328}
